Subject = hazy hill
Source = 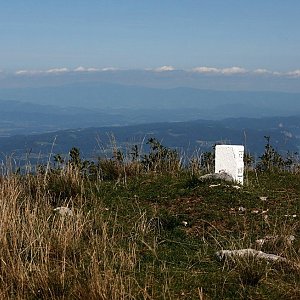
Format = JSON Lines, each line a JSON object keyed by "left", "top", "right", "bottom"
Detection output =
{"left": 0, "top": 82, "right": 300, "bottom": 117}
{"left": 1, "top": 82, "right": 300, "bottom": 138}
{"left": 0, "top": 116, "right": 298, "bottom": 163}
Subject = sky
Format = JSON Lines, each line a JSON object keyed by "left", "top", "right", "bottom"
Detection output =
{"left": 1, "top": 0, "right": 300, "bottom": 74}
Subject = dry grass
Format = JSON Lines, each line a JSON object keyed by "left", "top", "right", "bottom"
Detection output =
{"left": 0, "top": 154, "right": 299, "bottom": 299}
{"left": 0, "top": 171, "right": 164, "bottom": 299}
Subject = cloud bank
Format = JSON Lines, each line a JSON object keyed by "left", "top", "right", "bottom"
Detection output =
{"left": 190, "top": 66, "right": 300, "bottom": 78}
{"left": 152, "top": 66, "right": 176, "bottom": 72}
{"left": 12, "top": 66, "right": 300, "bottom": 78}
{"left": 192, "top": 66, "right": 247, "bottom": 75}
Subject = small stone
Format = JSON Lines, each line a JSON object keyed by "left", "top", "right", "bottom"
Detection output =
{"left": 256, "top": 239, "right": 265, "bottom": 246}
{"left": 238, "top": 206, "right": 246, "bottom": 212}
{"left": 256, "top": 235, "right": 295, "bottom": 247}
{"left": 285, "top": 214, "right": 298, "bottom": 218}
{"left": 209, "top": 184, "right": 221, "bottom": 188}
{"left": 232, "top": 185, "right": 241, "bottom": 190}
{"left": 53, "top": 206, "right": 73, "bottom": 217}
{"left": 259, "top": 196, "right": 268, "bottom": 201}
{"left": 289, "top": 235, "right": 296, "bottom": 241}
{"left": 199, "top": 172, "right": 234, "bottom": 183}
{"left": 182, "top": 221, "right": 188, "bottom": 227}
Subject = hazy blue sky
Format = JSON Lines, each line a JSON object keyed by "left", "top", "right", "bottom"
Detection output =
{"left": 1, "top": 0, "right": 300, "bottom": 72}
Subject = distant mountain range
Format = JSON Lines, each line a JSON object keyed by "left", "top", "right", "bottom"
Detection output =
{"left": 0, "top": 81, "right": 299, "bottom": 164}
{"left": 1, "top": 82, "right": 300, "bottom": 115}
{"left": 0, "top": 116, "right": 299, "bottom": 164}
{"left": 1, "top": 81, "right": 300, "bottom": 137}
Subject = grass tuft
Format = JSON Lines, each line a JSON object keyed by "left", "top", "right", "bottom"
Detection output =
{"left": 0, "top": 142, "right": 299, "bottom": 299}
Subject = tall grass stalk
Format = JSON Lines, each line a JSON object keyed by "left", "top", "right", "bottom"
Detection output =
{"left": 0, "top": 171, "right": 166, "bottom": 299}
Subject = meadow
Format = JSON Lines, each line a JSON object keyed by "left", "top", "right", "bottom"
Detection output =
{"left": 0, "top": 139, "right": 299, "bottom": 299}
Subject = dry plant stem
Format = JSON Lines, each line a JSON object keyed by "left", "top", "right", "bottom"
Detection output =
{"left": 0, "top": 173, "right": 161, "bottom": 299}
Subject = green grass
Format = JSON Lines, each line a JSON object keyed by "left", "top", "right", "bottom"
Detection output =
{"left": 0, "top": 160, "right": 299, "bottom": 299}
{"left": 89, "top": 170, "right": 300, "bottom": 299}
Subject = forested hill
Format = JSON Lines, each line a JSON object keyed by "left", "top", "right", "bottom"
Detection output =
{"left": 0, "top": 116, "right": 299, "bottom": 163}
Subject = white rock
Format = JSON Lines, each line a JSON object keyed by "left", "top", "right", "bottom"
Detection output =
{"left": 216, "top": 249, "right": 299, "bottom": 269}
{"left": 289, "top": 235, "right": 296, "bottom": 241}
{"left": 256, "top": 235, "right": 295, "bottom": 246}
{"left": 256, "top": 239, "right": 265, "bottom": 246}
{"left": 238, "top": 206, "right": 246, "bottom": 212}
{"left": 209, "top": 184, "right": 221, "bottom": 188}
{"left": 53, "top": 206, "right": 73, "bottom": 216}
{"left": 216, "top": 249, "right": 283, "bottom": 262}
{"left": 199, "top": 172, "right": 234, "bottom": 182}
{"left": 284, "top": 214, "right": 297, "bottom": 218}
{"left": 232, "top": 185, "right": 241, "bottom": 190}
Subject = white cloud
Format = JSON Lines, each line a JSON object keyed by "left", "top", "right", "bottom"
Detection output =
{"left": 192, "top": 67, "right": 219, "bottom": 73}
{"left": 253, "top": 68, "right": 271, "bottom": 74}
{"left": 153, "top": 65, "right": 176, "bottom": 72}
{"left": 286, "top": 70, "right": 300, "bottom": 78}
{"left": 74, "top": 66, "right": 100, "bottom": 72}
{"left": 253, "top": 69, "right": 284, "bottom": 76}
{"left": 15, "top": 69, "right": 41, "bottom": 75}
{"left": 12, "top": 66, "right": 300, "bottom": 79}
{"left": 15, "top": 67, "right": 69, "bottom": 75}
{"left": 191, "top": 66, "right": 300, "bottom": 77}
{"left": 192, "top": 66, "right": 247, "bottom": 75}
{"left": 46, "top": 68, "right": 69, "bottom": 74}
{"left": 221, "top": 67, "right": 247, "bottom": 75}
{"left": 15, "top": 70, "right": 28, "bottom": 75}
{"left": 87, "top": 67, "right": 99, "bottom": 72}
{"left": 101, "top": 67, "right": 119, "bottom": 71}
{"left": 74, "top": 66, "right": 86, "bottom": 72}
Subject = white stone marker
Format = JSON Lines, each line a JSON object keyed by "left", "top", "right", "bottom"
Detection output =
{"left": 215, "top": 145, "right": 244, "bottom": 185}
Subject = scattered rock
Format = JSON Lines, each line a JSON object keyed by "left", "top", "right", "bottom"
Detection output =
{"left": 209, "top": 183, "right": 241, "bottom": 189}
{"left": 216, "top": 249, "right": 299, "bottom": 269}
{"left": 284, "top": 214, "right": 297, "bottom": 218}
{"left": 255, "top": 239, "right": 265, "bottom": 246}
{"left": 209, "top": 184, "right": 221, "bottom": 188}
{"left": 256, "top": 235, "right": 295, "bottom": 247}
{"left": 53, "top": 206, "right": 73, "bottom": 217}
{"left": 199, "top": 172, "right": 234, "bottom": 183}
{"left": 232, "top": 185, "right": 241, "bottom": 190}
{"left": 238, "top": 206, "right": 246, "bottom": 213}
{"left": 251, "top": 209, "right": 269, "bottom": 215}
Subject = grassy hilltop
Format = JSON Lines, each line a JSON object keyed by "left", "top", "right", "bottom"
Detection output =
{"left": 0, "top": 139, "right": 299, "bottom": 299}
